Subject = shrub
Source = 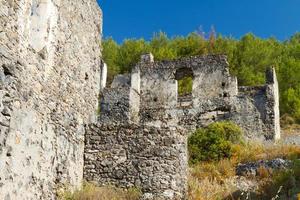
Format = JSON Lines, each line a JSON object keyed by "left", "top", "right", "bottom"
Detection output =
{"left": 188, "top": 121, "right": 244, "bottom": 164}
{"left": 206, "top": 121, "right": 244, "bottom": 144}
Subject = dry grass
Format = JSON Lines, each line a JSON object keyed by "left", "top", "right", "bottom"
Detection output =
{"left": 232, "top": 143, "right": 300, "bottom": 163}
{"left": 188, "top": 176, "right": 237, "bottom": 200}
{"left": 280, "top": 114, "right": 296, "bottom": 126}
{"left": 282, "top": 124, "right": 300, "bottom": 135}
{"left": 190, "top": 143, "right": 300, "bottom": 181}
{"left": 257, "top": 166, "right": 272, "bottom": 179}
{"left": 188, "top": 143, "right": 300, "bottom": 200}
{"left": 58, "top": 182, "right": 141, "bottom": 200}
{"left": 189, "top": 159, "right": 242, "bottom": 200}
{"left": 280, "top": 114, "right": 300, "bottom": 134}
{"left": 190, "top": 159, "right": 236, "bottom": 183}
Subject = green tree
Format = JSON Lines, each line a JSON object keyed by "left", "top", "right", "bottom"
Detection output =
{"left": 117, "top": 39, "right": 150, "bottom": 73}
{"left": 102, "top": 37, "right": 120, "bottom": 82}
{"left": 171, "top": 33, "right": 207, "bottom": 57}
{"left": 150, "top": 32, "right": 177, "bottom": 60}
{"left": 208, "top": 25, "right": 216, "bottom": 53}
{"left": 213, "top": 36, "right": 238, "bottom": 73}
{"left": 232, "top": 33, "right": 282, "bottom": 86}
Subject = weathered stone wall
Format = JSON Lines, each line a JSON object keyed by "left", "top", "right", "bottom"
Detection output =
{"left": 137, "top": 55, "right": 238, "bottom": 128}
{"left": 0, "top": 0, "right": 102, "bottom": 199}
{"left": 229, "top": 86, "right": 269, "bottom": 140}
{"left": 84, "top": 123, "right": 188, "bottom": 200}
{"left": 228, "top": 68, "right": 280, "bottom": 140}
{"left": 100, "top": 74, "right": 140, "bottom": 124}
{"left": 136, "top": 54, "right": 280, "bottom": 140}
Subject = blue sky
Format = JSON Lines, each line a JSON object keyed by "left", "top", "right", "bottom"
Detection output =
{"left": 97, "top": 0, "right": 300, "bottom": 43}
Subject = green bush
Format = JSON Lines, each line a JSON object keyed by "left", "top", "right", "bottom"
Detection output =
{"left": 188, "top": 121, "right": 243, "bottom": 164}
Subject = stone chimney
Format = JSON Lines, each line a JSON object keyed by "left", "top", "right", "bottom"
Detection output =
{"left": 141, "top": 53, "right": 154, "bottom": 63}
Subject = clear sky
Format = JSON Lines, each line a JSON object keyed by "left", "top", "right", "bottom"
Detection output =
{"left": 97, "top": 0, "right": 300, "bottom": 43}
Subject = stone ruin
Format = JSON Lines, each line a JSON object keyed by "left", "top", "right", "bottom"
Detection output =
{"left": 84, "top": 54, "right": 280, "bottom": 199}
{"left": 0, "top": 1, "right": 280, "bottom": 199}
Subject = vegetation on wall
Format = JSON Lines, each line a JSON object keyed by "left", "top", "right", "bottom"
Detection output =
{"left": 102, "top": 31, "right": 300, "bottom": 123}
{"left": 178, "top": 76, "right": 193, "bottom": 97}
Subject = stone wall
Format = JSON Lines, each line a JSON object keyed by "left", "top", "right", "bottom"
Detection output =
{"left": 134, "top": 54, "right": 279, "bottom": 140}
{"left": 84, "top": 123, "right": 188, "bottom": 200}
{"left": 229, "top": 68, "right": 280, "bottom": 140}
{"left": 229, "top": 86, "right": 269, "bottom": 140}
{"left": 137, "top": 55, "right": 238, "bottom": 128}
{"left": 0, "top": 0, "right": 102, "bottom": 199}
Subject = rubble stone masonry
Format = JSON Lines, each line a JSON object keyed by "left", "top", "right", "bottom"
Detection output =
{"left": 0, "top": 0, "right": 102, "bottom": 199}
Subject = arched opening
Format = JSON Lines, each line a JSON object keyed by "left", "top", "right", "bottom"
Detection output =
{"left": 175, "top": 68, "right": 194, "bottom": 104}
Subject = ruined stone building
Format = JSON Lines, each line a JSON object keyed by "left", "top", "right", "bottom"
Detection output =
{"left": 84, "top": 54, "right": 280, "bottom": 199}
{"left": 96, "top": 53, "right": 280, "bottom": 140}
{"left": 0, "top": 1, "right": 280, "bottom": 200}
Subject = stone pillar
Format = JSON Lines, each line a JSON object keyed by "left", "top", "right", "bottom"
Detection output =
{"left": 100, "top": 62, "right": 108, "bottom": 91}
{"left": 129, "top": 66, "right": 141, "bottom": 123}
{"left": 265, "top": 68, "right": 281, "bottom": 140}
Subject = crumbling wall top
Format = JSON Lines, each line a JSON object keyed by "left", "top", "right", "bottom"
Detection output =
{"left": 141, "top": 53, "right": 154, "bottom": 63}
{"left": 137, "top": 54, "right": 229, "bottom": 71}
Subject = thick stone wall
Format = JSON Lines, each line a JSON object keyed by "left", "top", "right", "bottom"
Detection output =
{"left": 84, "top": 123, "right": 188, "bottom": 200}
{"left": 0, "top": 0, "right": 102, "bottom": 199}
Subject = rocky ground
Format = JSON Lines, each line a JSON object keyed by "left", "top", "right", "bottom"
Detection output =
{"left": 236, "top": 158, "right": 291, "bottom": 177}
{"left": 229, "top": 130, "right": 300, "bottom": 200}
